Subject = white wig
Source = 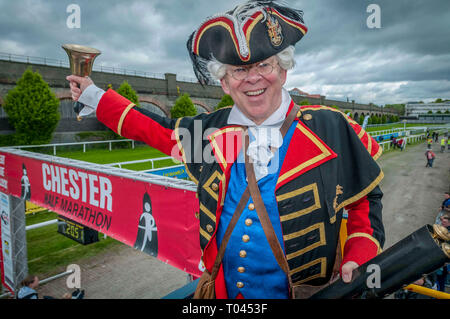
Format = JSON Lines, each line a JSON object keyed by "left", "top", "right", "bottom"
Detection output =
{"left": 207, "top": 45, "right": 296, "bottom": 81}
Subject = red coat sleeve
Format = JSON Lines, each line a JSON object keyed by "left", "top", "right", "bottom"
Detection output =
{"left": 96, "top": 89, "right": 182, "bottom": 160}
{"left": 341, "top": 185, "right": 384, "bottom": 267}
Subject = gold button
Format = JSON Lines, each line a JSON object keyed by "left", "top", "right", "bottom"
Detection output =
{"left": 195, "top": 211, "right": 199, "bottom": 219}
{"left": 206, "top": 224, "right": 214, "bottom": 233}
{"left": 303, "top": 114, "right": 312, "bottom": 121}
{"left": 248, "top": 203, "right": 255, "bottom": 210}
{"left": 245, "top": 218, "right": 253, "bottom": 226}
{"left": 237, "top": 267, "right": 245, "bottom": 273}
{"left": 236, "top": 282, "right": 244, "bottom": 289}
{"left": 296, "top": 110, "right": 302, "bottom": 118}
{"left": 211, "top": 183, "right": 219, "bottom": 192}
{"left": 242, "top": 235, "right": 250, "bottom": 243}
{"left": 239, "top": 250, "right": 247, "bottom": 258}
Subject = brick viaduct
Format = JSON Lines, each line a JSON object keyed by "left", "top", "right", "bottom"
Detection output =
{"left": 0, "top": 59, "right": 400, "bottom": 138}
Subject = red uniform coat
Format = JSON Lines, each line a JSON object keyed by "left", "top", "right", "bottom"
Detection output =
{"left": 96, "top": 89, "right": 385, "bottom": 298}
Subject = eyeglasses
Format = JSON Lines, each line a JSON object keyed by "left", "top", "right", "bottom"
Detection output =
{"left": 228, "top": 61, "right": 277, "bottom": 81}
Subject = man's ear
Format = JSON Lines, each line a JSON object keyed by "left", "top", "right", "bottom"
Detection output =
{"left": 220, "top": 77, "right": 231, "bottom": 95}
{"left": 280, "top": 68, "right": 287, "bottom": 86}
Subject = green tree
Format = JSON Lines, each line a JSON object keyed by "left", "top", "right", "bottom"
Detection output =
{"left": 381, "top": 114, "right": 387, "bottom": 124}
{"left": 434, "top": 98, "right": 442, "bottom": 103}
{"left": 299, "top": 99, "right": 310, "bottom": 106}
{"left": 359, "top": 116, "right": 365, "bottom": 125}
{"left": 216, "top": 94, "right": 234, "bottom": 110}
{"left": 385, "top": 103, "right": 405, "bottom": 115}
{"left": 427, "top": 110, "right": 433, "bottom": 114}
{"left": 170, "top": 93, "right": 197, "bottom": 118}
{"left": 4, "top": 68, "right": 60, "bottom": 145}
{"left": 117, "top": 81, "right": 139, "bottom": 106}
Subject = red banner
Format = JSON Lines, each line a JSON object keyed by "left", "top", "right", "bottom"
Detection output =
{"left": 0, "top": 150, "right": 203, "bottom": 277}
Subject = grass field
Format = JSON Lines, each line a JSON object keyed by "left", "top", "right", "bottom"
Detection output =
{"left": 26, "top": 211, "right": 123, "bottom": 276}
{"left": 55, "top": 145, "right": 179, "bottom": 171}
{"left": 25, "top": 144, "right": 174, "bottom": 278}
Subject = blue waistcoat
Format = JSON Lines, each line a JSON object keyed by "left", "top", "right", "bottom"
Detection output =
{"left": 216, "top": 122, "right": 296, "bottom": 299}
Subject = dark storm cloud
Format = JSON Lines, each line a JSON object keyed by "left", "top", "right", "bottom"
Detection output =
{"left": 0, "top": 0, "right": 449, "bottom": 105}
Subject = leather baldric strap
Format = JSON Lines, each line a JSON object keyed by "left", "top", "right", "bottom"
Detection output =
{"left": 208, "top": 105, "right": 299, "bottom": 282}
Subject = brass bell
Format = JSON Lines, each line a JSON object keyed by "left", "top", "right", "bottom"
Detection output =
{"left": 432, "top": 224, "right": 450, "bottom": 242}
{"left": 442, "top": 242, "right": 450, "bottom": 259}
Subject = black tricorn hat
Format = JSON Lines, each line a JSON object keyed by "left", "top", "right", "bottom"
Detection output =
{"left": 187, "top": 0, "right": 307, "bottom": 85}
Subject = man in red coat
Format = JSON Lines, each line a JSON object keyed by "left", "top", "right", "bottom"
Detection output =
{"left": 67, "top": 0, "right": 384, "bottom": 298}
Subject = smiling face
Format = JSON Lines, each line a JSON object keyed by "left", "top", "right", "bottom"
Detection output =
{"left": 220, "top": 56, "right": 287, "bottom": 125}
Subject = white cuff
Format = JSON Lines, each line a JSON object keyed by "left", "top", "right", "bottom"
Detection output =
{"left": 78, "top": 84, "right": 105, "bottom": 116}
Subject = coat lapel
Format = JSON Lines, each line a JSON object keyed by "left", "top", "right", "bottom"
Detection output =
{"left": 276, "top": 119, "right": 337, "bottom": 190}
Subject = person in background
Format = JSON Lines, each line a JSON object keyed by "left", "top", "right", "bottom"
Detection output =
{"left": 17, "top": 275, "right": 39, "bottom": 299}
{"left": 427, "top": 137, "right": 433, "bottom": 149}
{"left": 435, "top": 191, "right": 450, "bottom": 225}
{"left": 425, "top": 148, "right": 435, "bottom": 168}
{"left": 440, "top": 137, "right": 446, "bottom": 153}
{"left": 433, "top": 212, "right": 449, "bottom": 292}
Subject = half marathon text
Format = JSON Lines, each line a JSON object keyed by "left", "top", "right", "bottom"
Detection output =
{"left": 44, "top": 193, "right": 111, "bottom": 230}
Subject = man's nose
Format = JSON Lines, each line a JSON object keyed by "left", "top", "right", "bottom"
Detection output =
{"left": 245, "top": 66, "right": 262, "bottom": 82}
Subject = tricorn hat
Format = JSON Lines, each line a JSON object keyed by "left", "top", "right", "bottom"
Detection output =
{"left": 187, "top": 0, "right": 308, "bottom": 85}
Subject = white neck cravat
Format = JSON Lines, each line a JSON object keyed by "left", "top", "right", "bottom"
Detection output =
{"left": 227, "top": 88, "right": 292, "bottom": 180}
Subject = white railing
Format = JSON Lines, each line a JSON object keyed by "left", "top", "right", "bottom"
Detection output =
{"left": 25, "top": 219, "right": 58, "bottom": 231}
{"left": 105, "top": 156, "right": 179, "bottom": 170}
{"left": 378, "top": 133, "right": 426, "bottom": 152}
{"left": 12, "top": 139, "right": 136, "bottom": 156}
{"left": 368, "top": 128, "right": 405, "bottom": 138}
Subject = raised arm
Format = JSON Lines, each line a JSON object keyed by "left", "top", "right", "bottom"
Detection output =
{"left": 66, "top": 75, "right": 181, "bottom": 160}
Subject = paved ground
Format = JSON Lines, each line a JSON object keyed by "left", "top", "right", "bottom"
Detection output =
{"left": 379, "top": 142, "right": 449, "bottom": 248}
{"left": 34, "top": 140, "right": 449, "bottom": 299}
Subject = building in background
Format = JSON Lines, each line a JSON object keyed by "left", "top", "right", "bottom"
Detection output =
{"left": 404, "top": 102, "right": 450, "bottom": 123}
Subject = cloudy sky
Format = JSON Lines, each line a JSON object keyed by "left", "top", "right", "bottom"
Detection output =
{"left": 0, "top": 0, "right": 449, "bottom": 105}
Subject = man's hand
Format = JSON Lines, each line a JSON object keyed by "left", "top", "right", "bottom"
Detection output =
{"left": 66, "top": 75, "right": 94, "bottom": 101}
{"left": 341, "top": 261, "right": 359, "bottom": 283}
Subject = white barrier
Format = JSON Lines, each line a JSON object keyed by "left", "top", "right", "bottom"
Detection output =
{"left": 378, "top": 134, "right": 426, "bottom": 152}
{"left": 13, "top": 139, "right": 136, "bottom": 156}
{"left": 105, "top": 156, "right": 178, "bottom": 169}
{"left": 25, "top": 219, "right": 58, "bottom": 231}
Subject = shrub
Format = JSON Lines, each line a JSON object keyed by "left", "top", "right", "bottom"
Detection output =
{"left": 216, "top": 94, "right": 234, "bottom": 110}
{"left": 117, "top": 81, "right": 139, "bottom": 106}
{"left": 3, "top": 68, "right": 60, "bottom": 145}
{"left": 170, "top": 93, "right": 197, "bottom": 118}
{"left": 299, "top": 99, "right": 310, "bottom": 106}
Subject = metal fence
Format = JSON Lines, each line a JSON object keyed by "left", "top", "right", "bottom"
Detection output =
{"left": 0, "top": 52, "right": 200, "bottom": 82}
{"left": 105, "top": 156, "right": 178, "bottom": 170}
{"left": 12, "top": 139, "right": 136, "bottom": 155}
{"left": 378, "top": 133, "right": 426, "bottom": 152}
